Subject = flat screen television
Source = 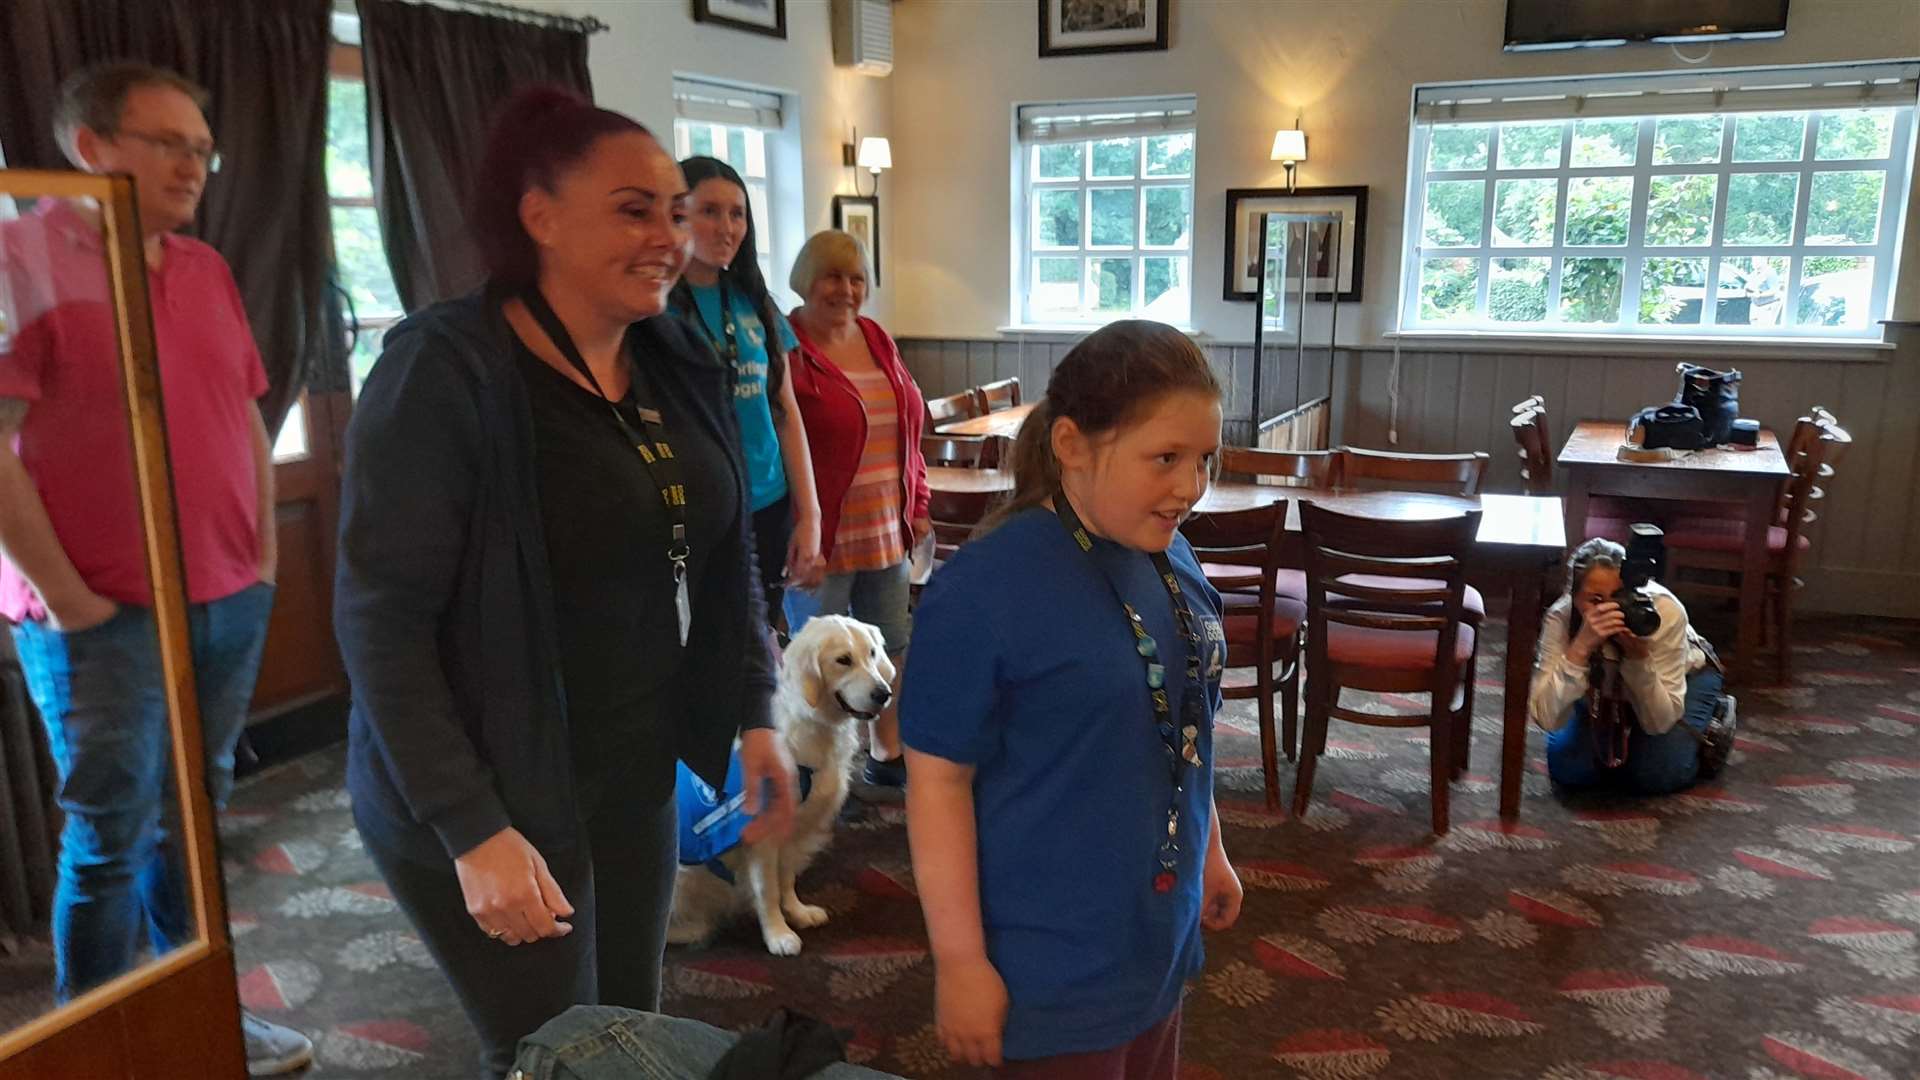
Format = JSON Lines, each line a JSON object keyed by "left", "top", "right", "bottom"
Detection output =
{"left": 1504, "top": 0, "right": 1789, "bottom": 51}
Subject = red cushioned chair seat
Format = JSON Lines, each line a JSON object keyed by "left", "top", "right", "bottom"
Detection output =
{"left": 1203, "top": 564, "right": 1308, "bottom": 601}
{"left": 1219, "top": 592, "right": 1306, "bottom": 639}
{"left": 1325, "top": 621, "right": 1476, "bottom": 670}
{"left": 1662, "top": 518, "right": 1807, "bottom": 555}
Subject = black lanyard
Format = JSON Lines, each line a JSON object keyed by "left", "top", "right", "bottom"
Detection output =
{"left": 521, "top": 289, "right": 694, "bottom": 646}
{"left": 691, "top": 283, "right": 740, "bottom": 370}
{"left": 1052, "top": 493, "right": 1205, "bottom": 893}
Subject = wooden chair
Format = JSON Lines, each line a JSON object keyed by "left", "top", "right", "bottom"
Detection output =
{"left": 926, "top": 389, "right": 984, "bottom": 432}
{"left": 1293, "top": 503, "right": 1483, "bottom": 834}
{"left": 1200, "top": 449, "right": 1342, "bottom": 596}
{"left": 921, "top": 434, "right": 993, "bottom": 469}
{"left": 1663, "top": 410, "right": 1850, "bottom": 682}
{"left": 926, "top": 488, "right": 999, "bottom": 564}
{"left": 1339, "top": 446, "right": 1490, "bottom": 496}
{"left": 1181, "top": 502, "right": 1301, "bottom": 807}
{"left": 1507, "top": 397, "right": 1636, "bottom": 538}
{"left": 976, "top": 377, "right": 1021, "bottom": 413}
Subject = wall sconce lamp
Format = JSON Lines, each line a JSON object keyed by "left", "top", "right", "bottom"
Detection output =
{"left": 1270, "top": 122, "right": 1307, "bottom": 193}
{"left": 843, "top": 130, "right": 891, "bottom": 197}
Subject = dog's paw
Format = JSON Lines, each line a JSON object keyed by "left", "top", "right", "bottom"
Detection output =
{"left": 762, "top": 926, "right": 804, "bottom": 956}
{"left": 785, "top": 903, "right": 830, "bottom": 929}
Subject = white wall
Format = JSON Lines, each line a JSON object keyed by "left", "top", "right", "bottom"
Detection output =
{"left": 512, "top": 0, "right": 895, "bottom": 321}
{"left": 889, "top": 0, "right": 1920, "bottom": 342}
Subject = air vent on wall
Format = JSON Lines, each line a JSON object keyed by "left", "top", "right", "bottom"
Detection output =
{"left": 833, "top": 0, "right": 893, "bottom": 77}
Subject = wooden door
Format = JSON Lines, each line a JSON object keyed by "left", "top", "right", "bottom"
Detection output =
{"left": 251, "top": 389, "right": 350, "bottom": 718}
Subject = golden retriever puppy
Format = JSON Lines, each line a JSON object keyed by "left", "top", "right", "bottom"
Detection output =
{"left": 666, "top": 614, "right": 894, "bottom": 955}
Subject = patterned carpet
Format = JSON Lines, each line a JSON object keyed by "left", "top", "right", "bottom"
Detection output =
{"left": 7, "top": 614, "right": 1920, "bottom": 1078}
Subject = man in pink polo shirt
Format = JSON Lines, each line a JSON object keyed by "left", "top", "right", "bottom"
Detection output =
{"left": 0, "top": 62, "right": 310, "bottom": 1074}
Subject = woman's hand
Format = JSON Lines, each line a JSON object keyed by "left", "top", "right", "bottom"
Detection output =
{"left": 1612, "top": 630, "right": 1652, "bottom": 660}
{"left": 1202, "top": 836, "right": 1243, "bottom": 931}
{"left": 909, "top": 515, "right": 933, "bottom": 546}
{"left": 785, "top": 512, "right": 825, "bottom": 590}
{"left": 1570, "top": 601, "right": 1626, "bottom": 663}
{"left": 453, "top": 827, "right": 574, "bottom": 947}
{"left": 935, "top": 955, "right": 1009, "bottom": 1067}
{"left": 47, "top": 588, "right": 119, "bottom": 634}
{"left": 738, "top": 727, "right": 798, "bottom": 845}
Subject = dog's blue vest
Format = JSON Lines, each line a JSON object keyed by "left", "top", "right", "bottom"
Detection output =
{"left": 675, "top": 755, "right": 814, "bottom": 884}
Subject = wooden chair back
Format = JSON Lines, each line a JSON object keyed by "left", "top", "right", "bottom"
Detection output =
{"left": 926, "top": 389, "right": 984, "bottom": 430}
{"left": 921, "top": 434, "right": 993, "bottom": 469}
{"left": 1510, "top": 408, "right": 1553, "bottom": 495}
{"left": 976, "top": 377, "right": 1022, "bottom": 413}
{"left": 927, "top": 488, "right": 1000, "bottom": 561}
{"left": 1777, "top": 410, "right": 1851, "bottom": 573}
{"left": 1219, "top": 447, "right": 1342, "bottom": 488}
{"left": 1510, "top": 394, "right": 1544, "bottom": 415}
{"left": 1339, "top": 446, "right": 1491, "bottom": 496}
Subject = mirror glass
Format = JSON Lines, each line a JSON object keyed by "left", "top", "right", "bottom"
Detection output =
{"left": 0, "top": 175, "right": 207, "bottom": 1035}
{"left": 1257, "top": 210, "right": 1343, "bottom": 422}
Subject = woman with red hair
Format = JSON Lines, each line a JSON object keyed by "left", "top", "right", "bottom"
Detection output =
{"left": 334, "top": 87, "right": 795, "bottom": 1077}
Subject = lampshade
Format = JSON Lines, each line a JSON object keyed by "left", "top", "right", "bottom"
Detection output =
{"left": 1270, "top": 129, "right": 1307, "bottom": 164}
{"left": 856, "top": 136, "right": 892, "bottom": 172}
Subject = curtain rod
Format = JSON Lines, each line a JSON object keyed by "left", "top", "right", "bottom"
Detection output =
{"left": 372, "top": 0, "right": 610, "bottom": 35}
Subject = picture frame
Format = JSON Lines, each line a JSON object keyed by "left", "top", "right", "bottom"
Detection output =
{"left": 1038, "top": 0, "right": 1170, "bottom": 58}
{"left": 692, "top": 0, "right": 787, "bottom": 39}
{"left": 1223, "top": 186, "right": 1368, "bottom": 303}
{"left": 832, "top": 194, "right": 880, "bottom": 289}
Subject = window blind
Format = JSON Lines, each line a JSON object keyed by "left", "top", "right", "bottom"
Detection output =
{"left": 1415, "top": 61, "right": 1919, "bottom": 124}
{"left": 673, "top": 77, "right": 783, "bottom": 130}
{"left": 1018, "top": 96, "right": 1197, "bottom": 144}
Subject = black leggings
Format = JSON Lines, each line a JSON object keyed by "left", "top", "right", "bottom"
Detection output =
{"left": 361, "top": 782, "right": 678, "bottom": 1079}
{"left": 754, "top": 495, "right": 793, "bottom": 629}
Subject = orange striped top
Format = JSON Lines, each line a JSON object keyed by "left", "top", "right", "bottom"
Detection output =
{"left": 826, "top": 368, "right": 908, "bottom": 574}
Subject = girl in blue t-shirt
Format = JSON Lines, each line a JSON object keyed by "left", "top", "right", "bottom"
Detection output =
{"left": 670, "top": 157, "right": 823, "bottom": 623}
{"left": 900, "top": 320, "right": 1243, "bottom": 1078}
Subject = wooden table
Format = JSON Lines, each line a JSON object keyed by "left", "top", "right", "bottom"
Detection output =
{"left": 1558, "top": 421, "right": 1788, "bottom": 685}
{"left": 923, "top": 470, "right": 1567, "bottom": 820}
{"left": 938, "top": 402, "right": 1036, "bottom": 439}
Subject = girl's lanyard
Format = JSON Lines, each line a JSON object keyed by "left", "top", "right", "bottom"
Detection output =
{"left": 694, "top": 283, "right": 740, "bottom": 371}
{"left": 522, "top": 289, "right": 694, "bottom": 646}
{"left": 1052, "top": 493, "right": 1205, "bottom": 893}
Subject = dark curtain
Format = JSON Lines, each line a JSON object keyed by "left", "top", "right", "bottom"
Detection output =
{"left": 358, "top": 0, "right": 593, "bottom": 311}
{"left": 0, "top": 0, "right": 344, "bottom": 434}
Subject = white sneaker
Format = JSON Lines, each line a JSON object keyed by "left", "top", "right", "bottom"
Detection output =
{"left": 243, "top": 1011, "right": 314, "bottom": 1076}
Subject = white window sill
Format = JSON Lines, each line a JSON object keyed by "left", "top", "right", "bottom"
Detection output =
{"left": 998, "top": 323, "right": 1205, "bottom": 342}
{"left": 1382, "top": 329, "right": 1895, "bottom": 362}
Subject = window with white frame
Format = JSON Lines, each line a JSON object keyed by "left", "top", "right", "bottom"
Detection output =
{"left": 1016, "top": 97, "right": 1196, "bottom": 326}
{"left": 672, "top": 78, "right": 783, "bottom": 290}
{"left": 1401, "top": 62, "right": 1916, "bottom": 338}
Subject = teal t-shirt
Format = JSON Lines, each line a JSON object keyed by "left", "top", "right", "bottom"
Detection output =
{"left": 686, "top": 284, "right": 797, "bottom": 512}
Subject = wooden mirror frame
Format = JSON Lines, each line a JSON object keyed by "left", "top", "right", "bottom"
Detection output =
{"left": 0, "top": 171, "right": 245, "bottom": 1076}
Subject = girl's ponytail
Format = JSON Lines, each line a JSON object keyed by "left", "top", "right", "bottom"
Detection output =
{"left": 979, "top": 320, "right": 1220, "bottom": 535}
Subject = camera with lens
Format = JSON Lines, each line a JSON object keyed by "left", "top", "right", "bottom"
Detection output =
{"left": 1613, "top": 523, "right": 1665, "bottom": 638}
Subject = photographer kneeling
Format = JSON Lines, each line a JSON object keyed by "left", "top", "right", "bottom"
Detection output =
{"left": 1528, "top": 536, "right": 1726, "bottom": 795}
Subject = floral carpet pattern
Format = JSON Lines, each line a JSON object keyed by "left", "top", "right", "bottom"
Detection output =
{"left": 8, "top": 615, "right": 1920, "bottom": 1078}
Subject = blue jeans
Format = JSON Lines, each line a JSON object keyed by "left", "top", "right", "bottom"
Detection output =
{"left": 1547, "top": 666, "right": 1723, "bottom": 795}
{"left": 512, "top": 1006, "right": 902, "bottom": 1080}
{"left": 11, "top": 581, "right": 275, "bottom": 1001}
{"left": 788, "top": 560, "right": 913, "bottom": 655}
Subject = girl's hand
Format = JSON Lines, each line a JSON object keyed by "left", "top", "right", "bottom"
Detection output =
{"left": 785, "top": 513, "right": 825, "bottom": 590}
{"left": 1201, "top": 842, "right": 1243, "bottom": 931}
{"left": 909, "top": 515, "right": 933, "bottom": 546}
{"left": 935, "top": 956, "right": 1008, "bottom": 1067}
{"left": 737, "top": 727, "right": 798, "bottom": 845}
{"left": 453, "top": 827, "right": 574, "bottom": 946}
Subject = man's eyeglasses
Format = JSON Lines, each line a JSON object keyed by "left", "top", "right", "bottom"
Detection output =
{"left": 110, "top": 130, "right": 222, "bottom": 174}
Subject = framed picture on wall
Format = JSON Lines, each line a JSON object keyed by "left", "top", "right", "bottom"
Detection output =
{"left": 833, "top": 194, "right": 880, "bottom": 288}
{"left": 1038, "top": 0, "right": 1170, "bottom": 57}
{"left": 692, "top": 0, "right": 787, "bottom": 39}
{"left": 1222, "top": 186, "right": 1368, "bottom": 303}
